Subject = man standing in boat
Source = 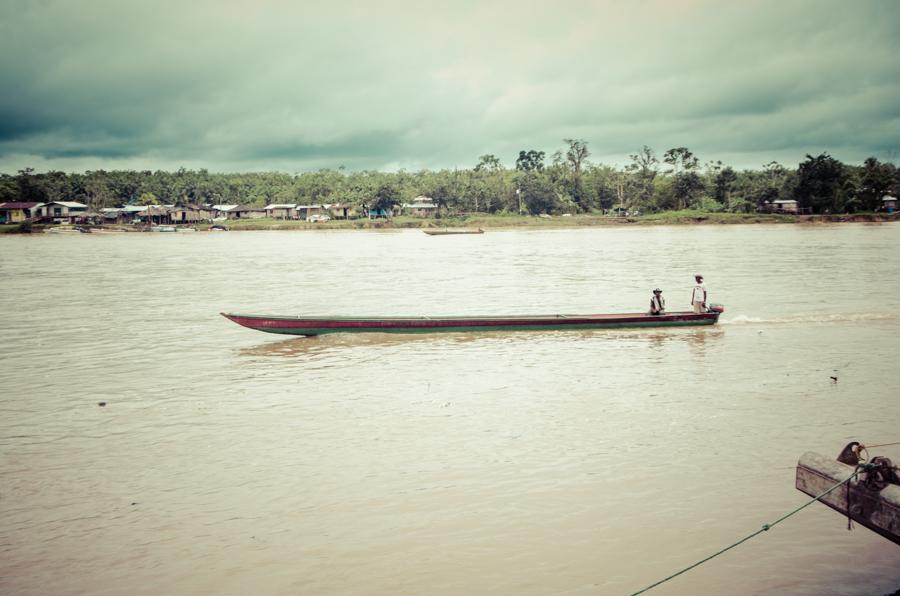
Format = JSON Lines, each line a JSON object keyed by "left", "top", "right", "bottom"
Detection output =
{"left": 650, "top": 288, "right": 665, "bottom": 315}
{"left": 691, "top": 275, "right": 707, "bottom": 313}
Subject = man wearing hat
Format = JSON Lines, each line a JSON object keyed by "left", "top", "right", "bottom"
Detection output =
{"left": 691, "top": 274, "right": 707, "bottom": 313}
{"left": 649, "top": 288, "right": 665, "bottom": 315}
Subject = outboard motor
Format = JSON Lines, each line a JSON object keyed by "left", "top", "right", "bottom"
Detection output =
{"left": 708, "top": 303, "right": 725, "bottom": 314}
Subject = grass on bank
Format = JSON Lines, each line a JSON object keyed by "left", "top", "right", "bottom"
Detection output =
{"left": 207, "top": 211, "right": 800, "bottom": 231}
{"left": 2, "top": 211, "right": 892, "bottom": 234}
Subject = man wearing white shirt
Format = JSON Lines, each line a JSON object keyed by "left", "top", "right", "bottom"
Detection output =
{"left": 691, "top": 275, "right": 707, "bottom": 313}
{"left": 650, "top": 288, "right": 665, "bottom": 315}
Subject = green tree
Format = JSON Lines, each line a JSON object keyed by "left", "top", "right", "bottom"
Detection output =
{"left": 474, "top": 154, "right": 502, "bottom": 172}
{"left": 624, "top": 146, "right": 659, "bottom": 210}
{"left": 795, "top": 153, "right": 848, "bottom": 213}
{"left": 138, "top": 191, "right": 160, "bottom": 205}
{"left": 563, "top": 138, "right": 590, "bottom": 210}
{"left": 713, "top": 166, "right": 737, "bottom": 204}
{"left": 370, "top": 181, "right": 400, "bottom": 212}
{"left": 663, "top": 147, "right": 701, "bottom": 209}
{"left": 515, "top": 150, "right": 545, "bottom": 172}
{"left": 516, "top": 172, "right": 559, "bottom": 214}
{"left": 0, "top": 174, "right": 17, "bottom": 203}
{"left": 663, "top": 147, "right": 699, "bottom": 176}
{"left": 17, "top": 168, "right": 47, "bottom": 203}
{"left": 859, "top": 157, "right": 897, "bottom": 211}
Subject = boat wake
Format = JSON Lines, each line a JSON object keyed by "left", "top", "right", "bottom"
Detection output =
{"left": 721, "top": 312, "right": 898, "bottom": 325}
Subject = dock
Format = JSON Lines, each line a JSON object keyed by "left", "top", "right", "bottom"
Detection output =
{"left": 796, "top": 446, "right": 899, "bottom": 545}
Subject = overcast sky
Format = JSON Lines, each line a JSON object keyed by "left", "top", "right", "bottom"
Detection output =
{"left": 1, "top": 0, "right": 898, "bottom": 174}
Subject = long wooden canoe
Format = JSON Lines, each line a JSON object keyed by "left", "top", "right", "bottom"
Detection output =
{"left": 222, "top": 308, "right": 722, "bottom": 336}
{"left": 423, "top": 228, "right": 484, "bottom": 235}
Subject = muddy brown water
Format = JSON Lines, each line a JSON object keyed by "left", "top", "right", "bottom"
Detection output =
{"left": 2, "top": 224, "right": 899, "bottom": 595}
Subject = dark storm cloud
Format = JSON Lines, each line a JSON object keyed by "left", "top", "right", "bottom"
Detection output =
{"left": 1, "top": 0, "right": 898, "bottom": 173}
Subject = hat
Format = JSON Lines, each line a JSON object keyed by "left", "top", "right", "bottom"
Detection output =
{"left": 653, "top": 288, "right": 662, "bottom": 293}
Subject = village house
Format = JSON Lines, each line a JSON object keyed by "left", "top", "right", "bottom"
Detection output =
{"left": 0, "top": 202, "right": 40, "bottom": 223}
{"left": 100, "top": 207, "right": 129, "bottom": 224}
{"left": 883, "top": 195, "right": 897, "bottom": 214}
{"left": 142, "top": 206, "right": 172, "bottom": 225}
{"left": 230, "top": 205, "right": 267, "bottom": 219}
{"left": 327, "top": 202, "right": 357, "bottom": 219}
{"left": 212, "top": 205, "right": 238, "bottom": 220}
{"left": 771, "top": 199, "right": 798, "bottom": 213}
{"left": 33, "top": 201, "right": 88, "bottom": 221}
{"left": 123, "top": 205, "right": 149, "bottom": 222}
{"left": 170, "top": 204, "right": 216, "bottom": 224}
{"left": 68, "top": 210, "right": 105, "bottom": 225}
{"left": 264, "top": 203, "right": 297, "bottom": 219}
{"left": 366, "top": 205, "right": 391, "bottom": 219}
{"left": 297, "top": 205, "right": 328, "bottom": 221}
{"left": 403, "top": 196, "right": 438, "bottom": 217}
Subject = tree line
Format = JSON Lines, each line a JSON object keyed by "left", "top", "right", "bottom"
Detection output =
{"left": 2, "top": 141, "right": 897, "bottom": 216}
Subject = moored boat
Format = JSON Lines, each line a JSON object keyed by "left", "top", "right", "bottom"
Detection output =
{"left": 796, "top": 443, "right": 899, "bottom": 545}
{"left": 423, "top": 228, "right": 484, "bottom": 235}
{"left": 222, "top": 306, "right": 724, "bottom": 336}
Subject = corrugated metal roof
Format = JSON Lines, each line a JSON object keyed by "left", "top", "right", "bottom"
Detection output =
{"left": 264, "top": 204, "right": 297, "bottom": 209}
{"left": 212, "top": 204, "right": 238, "bottom": 211}
{"left": 54, "top": 201, "right": 88, "bottom": 208}
{"left": 0, "top": 202, "right": 40, "bottom": 209}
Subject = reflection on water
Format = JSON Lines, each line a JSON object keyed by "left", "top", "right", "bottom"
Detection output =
{"left": 237, "top": 330, "right": 488, "bottom": 358}
{"left": 2, "top": 225, "right": 899, "bottom": 596}
{"left": 238, "top": 327, "right": 727, "bottom": 359}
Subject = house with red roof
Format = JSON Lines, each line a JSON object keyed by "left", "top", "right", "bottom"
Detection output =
{"left": 0, "top": 202, "right": 40, "bottom": 223}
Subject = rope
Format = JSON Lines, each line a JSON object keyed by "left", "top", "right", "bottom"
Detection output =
{"left": 863, "top": 441, "right": 900, "bottom": 449}
{"left": 630, "top": 463, "right": 875, "bottom": 596}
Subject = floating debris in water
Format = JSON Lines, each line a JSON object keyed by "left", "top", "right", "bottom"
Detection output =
{"left": 98, "top": 401, "right": 107, "bottom": 407}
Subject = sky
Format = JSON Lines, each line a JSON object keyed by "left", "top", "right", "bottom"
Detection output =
{"left": 1, "top": 0, "right": 898, "bottom": 174}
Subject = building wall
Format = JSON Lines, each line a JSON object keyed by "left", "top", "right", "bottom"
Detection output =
{"left": 778, "top": 202, "right": 798, "bottom": 213}
{"left": 267, "top": 208, "right": 295, "bottom": 219}
{"left": 172, "top": 210, "right": 202, "bottom": 223}
{"left": 3, "top": 209, "right": 30, "bottom": 223}
{"left": 329, "top": 207, "right": 354, "bottom": 219}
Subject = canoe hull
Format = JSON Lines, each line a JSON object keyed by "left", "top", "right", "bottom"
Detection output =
{"left": 222, "top": 311, "right": 720, "bottom": 336}
{"left": 423, "top": 228, "right": 484, "bottom": 235}
{"left": 796, "top": 451, "right": 900, "bottom": 545}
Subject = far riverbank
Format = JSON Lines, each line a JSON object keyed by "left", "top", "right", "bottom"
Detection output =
{"left": 0, "top": 210, "right": 895, "bottom": 234}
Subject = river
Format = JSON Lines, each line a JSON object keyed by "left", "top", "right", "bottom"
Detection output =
{"left": 1, "top": 224, "right": 899, "bottom": 595}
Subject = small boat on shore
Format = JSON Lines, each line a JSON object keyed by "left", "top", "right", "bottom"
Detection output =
{"left": 423, "top": 228, "right": 484, "bottom": 236}
{"left": 222, "top": 306, "right": 723, "bottom": 336}
{"left": 151, "top": 225, "right": 176, "bottom": 232}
